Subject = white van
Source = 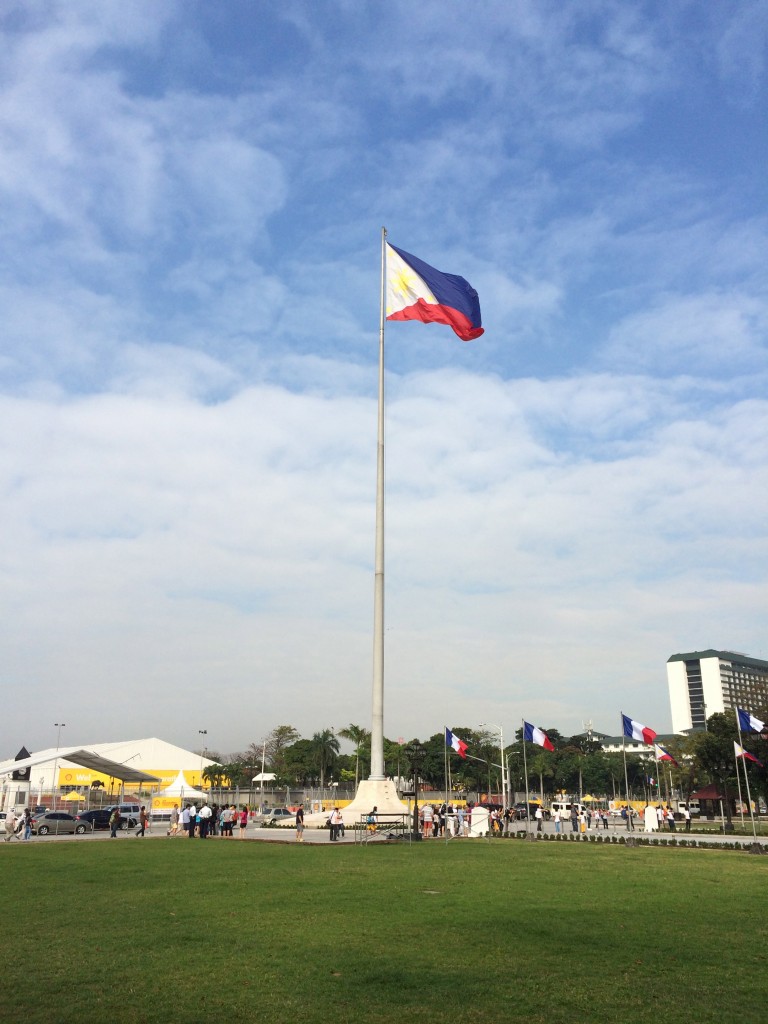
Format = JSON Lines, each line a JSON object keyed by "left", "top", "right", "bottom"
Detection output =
{"left": 549, "top": 802, "right": 586, "bottom": 819}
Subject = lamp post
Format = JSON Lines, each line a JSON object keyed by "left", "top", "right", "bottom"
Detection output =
{"left": 198, "top": 730, "right": 207, "bottom": 791}
{"left": 52, "top": 722, "right": 65, "bottom": 810}
{"left": 480, "top": 722, "right": 507, "bottom": 808}
{"left": 406, "top": 743, "right": 426, "bottom": 840}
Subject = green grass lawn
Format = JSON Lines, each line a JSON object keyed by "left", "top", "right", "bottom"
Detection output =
{"left": 3, "top": 838, "right": 766, "bottom": 1023}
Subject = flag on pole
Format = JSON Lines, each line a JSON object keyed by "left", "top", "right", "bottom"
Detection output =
{"left": 523, "top": 721, "right": 555, "bottom": 751}
{"left": 386, "top": 243, "right": 483, "bottom": 341}
{"left": 654, "top": 743, "right": 679, "bottom": 766}
{"left": 734, "top": 741, "right": 764, "bottom": 767}
{"left": 737, "top": 708, "right": 766, "bottom": 733}
{"left": 445, "top": 728, "right": 468, "bottom": 759}
{"left": 621, "top": 713, "right": 657, "bottom": 745}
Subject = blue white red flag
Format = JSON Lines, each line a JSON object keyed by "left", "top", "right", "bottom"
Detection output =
{"left": 386, "top": 243, "right": 483, "bottom": 342}
{"left": 621, "top": 713, "right": 657, "bottom": 745}
{"left": 445, "top": 727, "right": 468, "bottom": 759}
{"left": 654, "top": 743, "right": 679, "bottom": 766}
{"left": 734, "top": 741, "right": 764, "bottom": 767}
{"left": 737, "top": 708, "right": 766, "bottom": 734}
{"left": 523, "top": 721, "right": 554, "bottom": 751}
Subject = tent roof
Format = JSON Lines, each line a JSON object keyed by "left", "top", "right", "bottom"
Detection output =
{"left": 154, "top": 770, "right": 206, "bottom": 800}
{"left": 0, "top": 747, "right": 160, "bottom": 785}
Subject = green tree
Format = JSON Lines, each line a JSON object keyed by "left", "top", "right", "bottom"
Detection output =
{"left": 310, "top": 728, "right": 340, "bottom": 791}
{"left": 692, "top": 712, "right": 740, "bottom": 823}
{"left": 263, "top": 725, "right": 301, "bottom": 784}
{"left": 338, "top": 724, "right": 370, "bottom": 787}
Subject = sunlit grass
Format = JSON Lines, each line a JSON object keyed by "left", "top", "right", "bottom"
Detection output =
{"left": 3, "top": 839, "right": 766, "bottom": 1023}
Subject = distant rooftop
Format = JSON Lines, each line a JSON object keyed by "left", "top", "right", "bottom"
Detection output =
{"left": 667, "top": 650, "right": 768, "bottom": 671}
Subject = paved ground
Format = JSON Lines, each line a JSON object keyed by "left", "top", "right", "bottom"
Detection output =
{"left": 5, "top": 821, "right": 768, "bottom": 847}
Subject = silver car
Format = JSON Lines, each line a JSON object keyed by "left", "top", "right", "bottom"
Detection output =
{"left": 31, "top": 811, "right": 91, "bottom": 835}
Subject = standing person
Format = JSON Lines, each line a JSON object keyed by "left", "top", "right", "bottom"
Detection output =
{"left": 198, "top": 802, "right": 212, "bottom": 838}
{"left": 220, "top": 804, "right": 233, "bottom": 838}
{"left": 421, "top": 803, "right": 433, "bottom": 838}
{"left": 4, "top": 809, "right": 17, "bottom": 841}
{"left": 579, "top": 809, "right": 587, "bottom": 834}
{"left": 535, "top": 806, "right": 544, "bottom": 832}
{"left": 682, "top": 804, "right": 691, "bottom": 832}
{"left": 109, "top": 806, "right": 121, "bottom": 838}
{"left": 188, "top": 803, "right": 197, "bottom": 838}
{"left": 666, "top": 807, "right": 676, "bottom": 832}
{"left": 553, "top": 808, "right": 561, "bottom": 834}
{"left": 136, "top": 805, "right": 149, "bottom": 838}
{"left": 168, "top": 804, "right": 179, "bottom": 836}
{"left": 295, "top": 803, "right": 304, "bottom": 843}
{"left": 457, "top": 805, "right": 465, "bottom": 837}
{"left": 181, "top": 804, "right": 191, "bottom": 836}
{"left": 238, "top": 806, "right": 248, "bottom": 838}
{"left": 329, "top": 806, "right": 342, "bottom": 840}
{"left": 570, "top": 806, "right": 579, "bottom": 833}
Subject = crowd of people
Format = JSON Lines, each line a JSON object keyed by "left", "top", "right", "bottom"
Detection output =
{"left": 166, "top": 802, "right": 251, "bottom": 838}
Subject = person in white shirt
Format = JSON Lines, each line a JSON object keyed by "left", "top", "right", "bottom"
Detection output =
{"left": 198, "top": 802, "right": 213, "bottom": 838}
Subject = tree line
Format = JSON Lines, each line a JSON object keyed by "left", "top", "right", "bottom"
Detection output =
{"left": 197, "top": 711, "right": 767, "bottom": 809}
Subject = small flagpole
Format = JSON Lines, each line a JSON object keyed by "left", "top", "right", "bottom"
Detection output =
{"left": 654, "top": 750, "right": 662, "bottom": 812}
{"left": 735, "top": 717, "right": 756, "bottom": 837}
{"left": 522, "top": 719, "right": 530, "bottom": 835}
{"left": 734, "top": 744, "right": 747, "bottom": 834}
{"left": 369, "top": 227, "right": 387, "bottom": 782}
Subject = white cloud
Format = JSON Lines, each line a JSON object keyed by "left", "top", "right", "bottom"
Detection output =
{"left": 0, "top": 2, "right": 766, "bottom": 756}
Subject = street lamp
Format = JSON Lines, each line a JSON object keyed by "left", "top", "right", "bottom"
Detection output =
{"left": 198, "top": 730, "right": 208, "bottom": 789}
{"left": 405, "top": 743, "right": 426, "bottom": 840}
{"left": 52, "top": 722, "right": 65, "bottom": 810}
{"left": 480, "top": 722, "right": 507, "bottom": 808}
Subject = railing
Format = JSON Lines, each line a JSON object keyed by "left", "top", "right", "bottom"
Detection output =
{"left": 354, "top": 813, "right": 412, "bottom": 844}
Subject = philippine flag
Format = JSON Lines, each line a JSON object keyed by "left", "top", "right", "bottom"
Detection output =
{"left": 654, "top": 743, "right": 679, "bottom": 767}
{"left": 621, "top": 713, "right": 657, "bottom": 745}
{"left": 737, "top": 708, "right": 766, "bottom": 734}
{"left": 386, "top": 243, "right": 483, "bottom": 342}
{"left": 523, "top": 721, "right": 555, "bottom": 751}
{"left": 734, "top": 741, "right": 764, "bottom": 767}
{"left": 445, "top": 727, "right": 468, "bottom": 759}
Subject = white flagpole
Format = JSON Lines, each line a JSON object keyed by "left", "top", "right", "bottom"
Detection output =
{"left": 369, "top": 227, "right": 387, "bottom": 781}
{"left": 522, "top": 719, "right": 530, "bottom": 835}
{"left": 736, "top": 721, "right": 757, "bottom": 838}
{"left": 621, "top": 714, "right": 633, "bottom": 830}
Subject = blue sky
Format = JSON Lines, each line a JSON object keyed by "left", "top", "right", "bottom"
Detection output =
{"left": 1, "top": 1, "right": 766, "bottom": 760}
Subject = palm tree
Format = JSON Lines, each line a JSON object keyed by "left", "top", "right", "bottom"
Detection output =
{"left": 338, "top": 724, "right": 371, "bottom": 787}
{"left": 311, "top": 729, "right": 340, "bottom": 793}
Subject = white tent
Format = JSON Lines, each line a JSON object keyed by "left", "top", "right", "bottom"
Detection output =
{"left": 152, "top": 770, "right": 206, "bottom": 803}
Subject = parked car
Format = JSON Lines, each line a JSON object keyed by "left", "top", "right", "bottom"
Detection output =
{"left": 31, "top": 811, "right": 90, "bottom": 835}
{"left": 75, "top": 809, "right": 113, "bottom": 830}
{"left": 103, "top": 804, "right": 141, "bottom": 829}
{"left": 258, "top": 808, "right": 294, "bottom": 824}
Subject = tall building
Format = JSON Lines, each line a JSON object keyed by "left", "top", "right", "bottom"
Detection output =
{"left": 667, "top": 650, "right": 768, "bottom": 733}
